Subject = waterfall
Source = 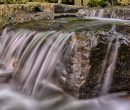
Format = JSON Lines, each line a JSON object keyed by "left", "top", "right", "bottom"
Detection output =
{"left": 100, "top": 26, "right": 129, "bottom": 95}
{"left": 0, "top": 27, "right": 130, "bottom": 110}
{"left": 100, "top": 34, "right": 119, "bottom": 95}
{"left": 0, "top": 28, "right": 76, "bottom": 95}
{"left": 77, "top": 8, "right": 130, "bottom": 21}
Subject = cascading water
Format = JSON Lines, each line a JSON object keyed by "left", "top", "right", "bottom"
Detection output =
{"left": 100, "top": 26, "right": 129, "bottom": 95}
{"left": 0, "top": 25, "right": 130, "bottom": 110}
{"left": 0, "top": 28, "right": 76, "bottom": 95}
{"left": 100, "top": 36, "right": 119, "bottom": 95}
{"left": 77, "top": 8, "right": 130, "bottom": 22}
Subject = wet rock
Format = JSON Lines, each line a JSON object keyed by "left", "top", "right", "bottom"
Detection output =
{"left": 58, "top": 32, "right": 97, "bottom": 98}
{"left": 79, "top": 26, "right": 130, "bottom": 99}
{"left": 50, "top": 25, "right": 130, "bottom": 99}
{"left": 1, "top": 22, "right": 130, "bottom": 101}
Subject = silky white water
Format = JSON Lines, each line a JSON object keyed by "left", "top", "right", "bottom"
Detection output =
{"left": 0, "top": 27, "right": 130, "bottom": 110}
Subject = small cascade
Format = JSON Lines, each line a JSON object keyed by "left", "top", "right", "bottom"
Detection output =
{"left": 100, "top": 26, "right": 119, "bottom": 95}
{"left": 0, "top": 28, "right": 76, "bottom": 95}
{"left": 101, "top": 38, "right": 119, "bottom": 95}
{"left": 100, "top": 26, "right": 129, "bottom": 95}
{"left": 77, "top": 8, "right": 130, "bottom": 21}
{"left": 79, "top": 9, "right": 104, "bottom": 18}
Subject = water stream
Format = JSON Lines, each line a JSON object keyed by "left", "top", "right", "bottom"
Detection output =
{"left": 0, "top": 28, "right": 76, "bottom": 96}
{"left": 100, "top": 26, "right": 121, "bottom": 95}
{"left": 0, "top": 17, "right": 130, "bottom": 109}
{"left": 77, "top": 8, "right": 130, "bottom": 22}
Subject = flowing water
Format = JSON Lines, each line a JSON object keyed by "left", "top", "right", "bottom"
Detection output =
{"left": 0, "top": 17, "right": 130, "bottom": 110}
{"left": 0, "top": 28, "right": 76, "bottom": 95}
{"left": 77, "top": 8, "right": 130, "bottom": 22}
{"left": 100, "top": 26, "right": 129, "bottom": 95}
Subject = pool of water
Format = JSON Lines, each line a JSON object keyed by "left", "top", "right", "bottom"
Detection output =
{"left": 14, "top": 17, "right": 130, "bottom": 33}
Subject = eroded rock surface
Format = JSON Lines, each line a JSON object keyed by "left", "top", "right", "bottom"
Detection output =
{"left": 1, "top": 20, "right": 130, "bottom": 100}
{"left": 57, "top": 32, "right": 97, "bottom": 97}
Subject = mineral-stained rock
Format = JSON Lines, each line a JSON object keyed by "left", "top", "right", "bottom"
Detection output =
{"left": 57, "top": 32, "right": 97, "bottom": 98}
